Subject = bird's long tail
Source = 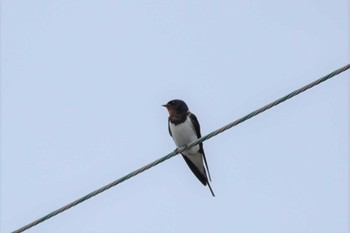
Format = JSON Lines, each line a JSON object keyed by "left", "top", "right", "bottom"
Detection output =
{"left": 207, "top": 181, "right": 215, "bottom": 197}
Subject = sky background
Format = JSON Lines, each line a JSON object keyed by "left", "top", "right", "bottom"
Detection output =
{"left": 1, "top": 1, "right": 349, "bottom": 233}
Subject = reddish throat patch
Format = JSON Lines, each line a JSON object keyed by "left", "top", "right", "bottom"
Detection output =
{"left": 166, "top": 106, "right": 176, "bottom": 117}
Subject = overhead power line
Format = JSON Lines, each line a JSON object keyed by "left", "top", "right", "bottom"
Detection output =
{"left": 12, "top": 64, "right": 350, "bottom": 233}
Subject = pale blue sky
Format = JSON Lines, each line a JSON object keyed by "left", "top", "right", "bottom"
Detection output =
{"left": 1, "top": 1, "right": 349, "bottom": 233}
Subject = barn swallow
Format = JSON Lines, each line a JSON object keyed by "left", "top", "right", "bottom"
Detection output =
{"left": 163, "top": 99, "right": 215, "bottom": 197}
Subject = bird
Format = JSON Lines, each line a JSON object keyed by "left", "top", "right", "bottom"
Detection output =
{"left": 162, "top": 99, "right": 215, "bottom": 197}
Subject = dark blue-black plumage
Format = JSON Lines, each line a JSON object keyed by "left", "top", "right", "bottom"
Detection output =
{"left": 163, "top": 99, "right": 215, "bottom": 196}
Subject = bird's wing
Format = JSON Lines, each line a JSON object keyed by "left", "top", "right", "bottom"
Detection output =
{"left": 167, "top": 118, "right": 172, "bottom": 137}
{"left": 188, "top": 112, "right": 201, "bottom": 138}
{"left": 182, "top": 154, "right": 207, "bottom": 186}
{"left": 189, "top": 112, "right": 212, "bottom": 181}
{"left": 182, "top": 154, "right": 215, "bottom": 197}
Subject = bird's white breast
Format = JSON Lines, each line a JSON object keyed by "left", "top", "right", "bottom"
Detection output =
{"left": 169, "top": 116, "right": 199, "bottom": 154}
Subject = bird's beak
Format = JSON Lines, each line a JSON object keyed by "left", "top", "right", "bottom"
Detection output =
{"left": 162, "top": 104, "right": 168, "bottom": 108}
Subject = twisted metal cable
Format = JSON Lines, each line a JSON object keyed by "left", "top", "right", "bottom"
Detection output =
{"left": 12, "top": 63, "right": 350, "bottom": 233}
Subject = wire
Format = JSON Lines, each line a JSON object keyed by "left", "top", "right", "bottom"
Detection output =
{"left": 12, "top": 63, "right": 350, "bottom": 233}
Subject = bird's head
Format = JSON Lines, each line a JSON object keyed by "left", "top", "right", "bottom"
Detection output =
{"left": 162, "top": 99, "right": 189, "bottom": 117}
